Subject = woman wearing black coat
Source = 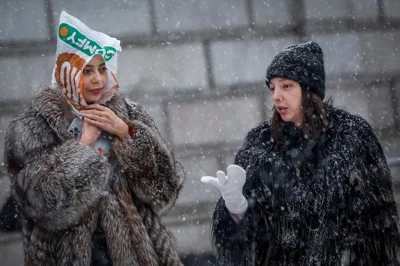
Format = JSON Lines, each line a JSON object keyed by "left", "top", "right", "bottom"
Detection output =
{"left": 201, "top": 41, "right": 400, "bottom": 265}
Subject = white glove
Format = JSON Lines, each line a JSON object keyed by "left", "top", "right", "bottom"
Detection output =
{"left": 201, "top": 164, "right": 248, "bottom": 214}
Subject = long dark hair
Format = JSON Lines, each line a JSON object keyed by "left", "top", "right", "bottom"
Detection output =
{"left": 271, "top": 86, "right": 330, "bottom": 145}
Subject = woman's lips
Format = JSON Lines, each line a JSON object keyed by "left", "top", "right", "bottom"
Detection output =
{"left": 276, "top": 106, "right": 288, "bottom": 115}
{"left": 90, "top": 89, "right": 103, "bottom": 95}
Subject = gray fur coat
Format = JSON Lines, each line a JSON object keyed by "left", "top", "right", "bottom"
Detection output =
{"left": 4, "top": 87, "right": 185, "bottom": 266}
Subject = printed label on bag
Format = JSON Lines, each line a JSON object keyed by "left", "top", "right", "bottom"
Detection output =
{"left": 58, "top": 23, "right": 117, "bottom": 61}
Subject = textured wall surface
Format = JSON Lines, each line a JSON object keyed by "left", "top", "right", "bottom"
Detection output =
{"left": 0, "top": 0, "right": 399, "bottom": 264}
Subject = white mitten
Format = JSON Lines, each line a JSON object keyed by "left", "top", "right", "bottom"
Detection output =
{"left": 201, "top": 164, "right": 248, "bottom": 214}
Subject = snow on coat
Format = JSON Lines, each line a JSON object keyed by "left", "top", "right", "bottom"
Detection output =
{"left": 4, "top": 87, "right": 185, "bottom": 266}
{"left": 212, "top": 104, "right": 400, "bottom": 266}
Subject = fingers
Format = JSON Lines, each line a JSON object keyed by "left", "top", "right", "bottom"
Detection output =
{"left": 84, "top": 104, "right": 109, "bottom": 112}
{"left": 81, "top": 109, "right": 107, "bottom": 117}
{"left": 81, "top": 109, "right": 121, "bottom": 136}
{"left": 200, "top": 176, "right": 220, "bottom": 188}
{"left": 80, "top": 111, "right": 108, "bottom": 123}
{"left": 216, "top": 170, "right": 227, "bottom": 185}
{"left": 84, "top": 117, "right": 116, "bottom": 136}
{"left": 82, "top": 117, "right": 105, "bottom": 129}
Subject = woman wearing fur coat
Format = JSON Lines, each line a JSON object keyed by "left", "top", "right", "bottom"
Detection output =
{"left": 4, "top": 13, "right": 185, "bottom": 266}
{"left": 202, "top": 41, "right": 400, "bottom": 265}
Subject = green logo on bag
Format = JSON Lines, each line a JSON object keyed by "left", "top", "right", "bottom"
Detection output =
{"left": 59, "top": 23, "right": 117, "bottom": 61}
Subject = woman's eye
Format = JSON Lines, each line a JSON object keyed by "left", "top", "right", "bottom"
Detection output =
{"left": 100, "top": 67, "right": 108, "bottom": 73}
{"left": 282, "top": 84, "right": 290, "bottom": 89}
{"left": 83, "top": 69, "right": 91, "bottom": 75}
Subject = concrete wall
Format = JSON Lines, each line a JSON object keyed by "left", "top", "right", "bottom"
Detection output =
{"left": 0, "top": 0, "right": 400, "bottom": 265}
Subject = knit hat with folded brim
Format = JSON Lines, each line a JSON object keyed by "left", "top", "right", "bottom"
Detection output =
{"left": 265, "top": 41, "right": 325, "bottom": 100}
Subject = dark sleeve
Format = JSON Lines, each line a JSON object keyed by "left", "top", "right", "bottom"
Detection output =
{"left": 328, "top": 116, "right": 400, "bottom": 263}
{"left": 111, "top": 99, "right": 185, "bottom": 215}
{"left": 350, "top": 118, "right": 400, "bottom": 262}
{"left": 211, "top": 126, "right": 264, "bottom": 265}
{"left": 4, "top": 110, "right": 112, "bottom": 232}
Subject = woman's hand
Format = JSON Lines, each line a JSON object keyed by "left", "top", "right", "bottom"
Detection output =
{"left": 201, "top": 164, "right": 248, "bottom": 214}
{"left": 80, "top": 104, "right": 130, "bottom": 140}
{"left": 80, "top": 119, "right": 102, "bottom": 147}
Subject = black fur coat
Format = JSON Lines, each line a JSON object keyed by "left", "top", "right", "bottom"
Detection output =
{"left": 4, "top": 87, "right": 185, "bottom": 266}
{"left": 212, "top": 105, "right": 400, "bottom": 265}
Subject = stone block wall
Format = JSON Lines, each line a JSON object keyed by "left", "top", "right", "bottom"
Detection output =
{"left": 0, "top": 0, "right": 399, "bottom": 264}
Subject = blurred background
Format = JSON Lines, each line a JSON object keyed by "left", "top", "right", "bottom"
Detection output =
{"left": 0, "top": 0, "right": 400, "bottom": 265}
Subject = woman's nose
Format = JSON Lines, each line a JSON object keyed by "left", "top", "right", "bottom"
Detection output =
{"left": 272, "top": 90, "right": 282, "bottom": 102}
{"left": 92, "top": 71, "right": 102, "bottom": 83}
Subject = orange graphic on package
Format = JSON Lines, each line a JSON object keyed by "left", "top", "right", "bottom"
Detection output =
{"left": 54, "top": 51, "right": 86, "bottom": 109}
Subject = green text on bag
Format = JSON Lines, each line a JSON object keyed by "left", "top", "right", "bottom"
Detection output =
{"left": 59, "top": 23, "right": 116, "bottom": 61}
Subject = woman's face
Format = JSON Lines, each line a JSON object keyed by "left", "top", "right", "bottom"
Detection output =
{"left": 81, "top": 54, "right": 108, "bottom": 104}
{"left": 269, "top": 77, "right": 303, "bottom": 126}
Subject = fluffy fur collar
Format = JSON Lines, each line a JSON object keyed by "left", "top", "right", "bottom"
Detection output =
{"left": 30, "top": 87, "right": 130, "bottom": 141}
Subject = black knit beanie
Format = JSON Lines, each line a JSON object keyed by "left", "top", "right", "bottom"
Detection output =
{"left": 265, "top": 41, "right": 325, "bottom": 100}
